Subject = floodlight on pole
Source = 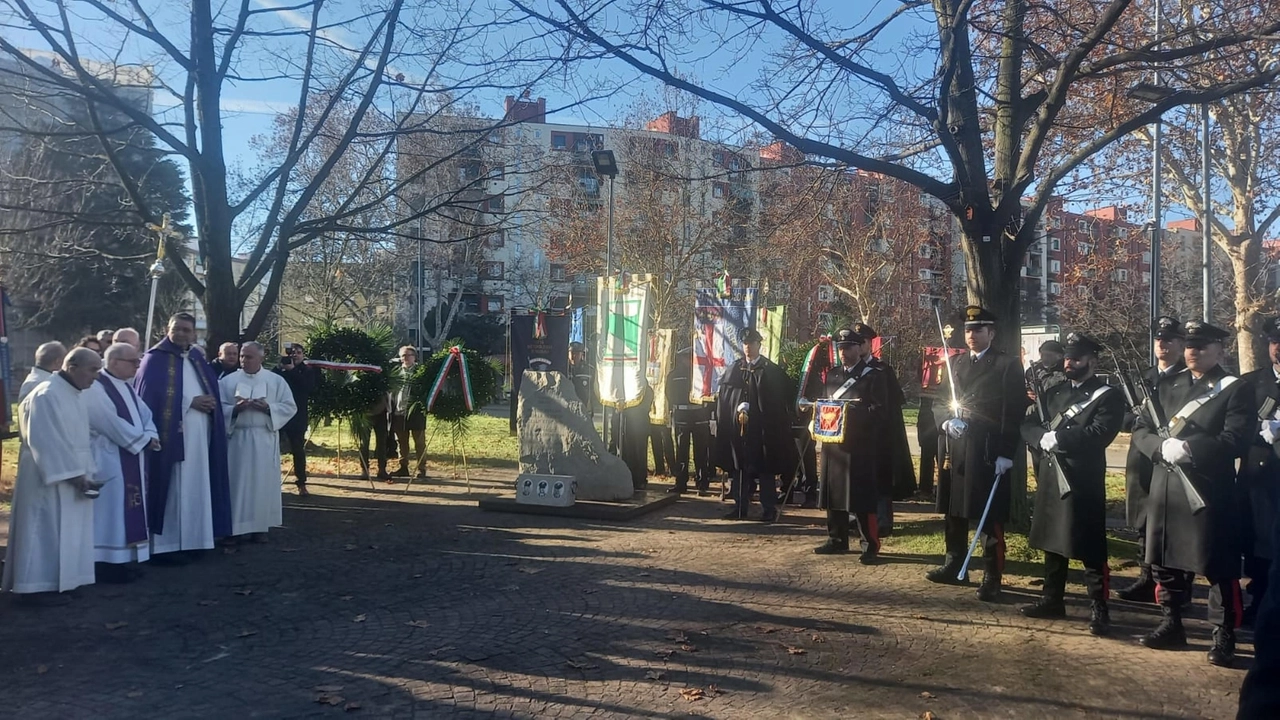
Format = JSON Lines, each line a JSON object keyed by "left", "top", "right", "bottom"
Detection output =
{"left": 593, "top": 148, "right": 619, "bottom": 444}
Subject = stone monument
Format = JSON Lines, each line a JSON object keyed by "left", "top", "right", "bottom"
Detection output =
{"left": 518, "top": 371, "right": 634, "bottom": 501}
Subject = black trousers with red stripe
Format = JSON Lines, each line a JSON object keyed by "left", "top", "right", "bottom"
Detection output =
{"left": 1153, "top": 564, "right": 1241, "bottom": 628}
{"left": 853, "top": 512, "right": 880, "bottom": 553}
{"left": 943, "top": 514, "right": 1005, "bottom": 575}
{"left": 1043, "top": 552, "right": 1109, "bottom": 603}
{"left": 827, "top": 510, "right": 878, "bottom": 552}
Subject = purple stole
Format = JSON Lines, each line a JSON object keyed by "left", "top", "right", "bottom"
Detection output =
{"left": 97, "top": 374, "right": 149, "bottom": 544}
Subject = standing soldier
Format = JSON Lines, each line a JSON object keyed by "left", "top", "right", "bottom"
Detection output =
{"left": 1116, "top": 316, "right": 1187, "bottom": 602}
{"left": 807, "top": 328, "right": 889, "bottom": 563}
{"left": 1238, "top": 317, "right": 1280, "bottom": 626}
{"left": 854, "top": 322, "right": 917, "bottom": 535}
{"left": 926, "top": 305, "right": 1027, "bottom": 601}
{"left": 1019, "top": 333, "right": 1125, "bottom": 635}
{"left": 1131, "top": 320, "right": 1253, "bottom": 666}
{"left": 568, "top": 342, "right": 596, "bottom": 417}
{"left": 713, "top": 327, "right": 796, "bottom": 522}
{"left": 666, "top": 346, "right": 713, "bottom": 496}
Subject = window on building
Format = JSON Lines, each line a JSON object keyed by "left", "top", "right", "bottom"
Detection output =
{"left": 486, "top": 231, "right": 505, "bottom": 249}
{"left": 488, "top": 165, "right": 505, "bottom": 180}
{"left": 486, "top": 195, "right": 504, "bottom": 212}
{"left": 1050, "top": 282, "right": 1061, "bottom": 295}
{"left": 1142, "top": 251, "right": 1151, "bottom": 265}
{"left": 919, "top": 245, "right": 935, "bottom": 259}
{"left": 772, "top": 281, "right": 790, "bottom": 299}
{"left": 712, "top": 151, "right": 725, "bottom": 167}
{"left": 1078, "top": 219, "right": 1089, "bottom": 233}
{"left": 918, "top": 268, "right": 933, "bottom": 280}
{"left": 1051, "top": 238, "right": 1061, "bottom": 251}
{"left": 712, "top": 183, "right": 726, "bottom": 199}
{"left": 918, "top": 294, "right": 934, "bottom": 309}
{"left": 728, "top": 156, "right": 741, "bottom": 171}
{"left": 1117, "top": 269, "right": 1129, "bottom": 282}
{"left": 1051, "top": 215, "right": 1063, "bottom": 229}
{"left": 1050, "top": 259, "right": 1061, "bottom": 273}
{"left": 1078, "top": 242, "right": 1092, "bottom": 255}
{"left": 551, "top": 133, "right": 568, "bottom": 150}
{"left": 481, "top": 261, "right": 504, "bottom": 280}
{"left": 817, "top": 284, "right": 835, "bottom": 302}
{"left": 550, "top": 263, "right": 567, "bottom": 281}
{"left": 1143, "top": 271, "right": 1151, "bottom": 284}
{"left": 486, "top": 296, "right": 504, "bottom": 314}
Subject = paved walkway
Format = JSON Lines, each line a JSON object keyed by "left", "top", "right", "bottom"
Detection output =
{"left": 0, "top": 469, "right": 1248, "bottom": 719}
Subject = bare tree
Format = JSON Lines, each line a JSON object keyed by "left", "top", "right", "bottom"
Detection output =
{"left": 0, "top": 0, "right": 569, "bottom": 347}
{"left": 507, "top": 0, "right": 1280, "bottom": 347}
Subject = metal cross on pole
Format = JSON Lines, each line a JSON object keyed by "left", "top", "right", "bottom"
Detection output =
{"left": 144, "top": 213, "right": 183, "bottom": 344}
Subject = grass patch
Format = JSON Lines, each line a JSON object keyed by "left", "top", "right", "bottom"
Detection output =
{"left": 299, "top": 411, "right": 519, "bottom": 478}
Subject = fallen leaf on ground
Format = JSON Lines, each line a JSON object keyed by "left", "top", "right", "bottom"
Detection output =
{"left": 654, "top": 649, "right": 674, "bottom": 659}
{"left": 353, "top": 614, "right": 367, "bottom": 623}
{"left": 566, "top": 660, "right": 588, "bottom": 670}
{"left": 707, "top": 684, "right": 722, "bottom": 697}
{"left": 412, "top": 574, "right": 423, "bottom": 579}
{"left": 339, "top": 595, "right": 354, "bottom": 601}
{"left": 920, "top": 712, "right": 937, "bottom": 720}
{"left": 785, "top": 646, "right": 807, "bottom": 656}
{"left": 811, "top": 634, "right": 826, "bottom": 643}
{"left": 367, "top": 545, "right": 379, "bottom": 550}
{"left": 920, "top": 691, "right": 936, "bottom": 699}
{"left": 406, "top": 620, "right": 430, "bottom": 629}
{"left": 237, "top": 630, "right": 257, "bottom": 638}
{"left": 912, "top": 614, "right": 926, "bottom": 620}
{"left": 126, "top": 690, "right": 143, "bottom": 698}
{"left": 314, "top": 685, "right": 344, "bottom": 692}
{"left": 198, "top": 600, "right": 218, "bottom": 607}
{"left": 755, "top": 626, "right": 778, "bottom": 634}
{"left": 343, "top": 544, "right": 357, "bottom": 551}
{"left": 36, "top": 665, "right": 48, "bottom": 674}
{"left": 670, "top": 632, "right": 689, "bottom": 643}
{"left": 315, "top": 693, "right": 345, "bottom": 706}
{"left": 582, "top": 588, "right": 598, "bottom": 595}
{"left": 645, "top": 669, "right": 666, "bottom": 681}
{"left": 105, "top": 622, "right": 129, "bottom": 631}
{"left": 679, "top": 687, "right": 705, "bottom": 701}
{"left": 679, "top": 644, "right": 698, "bottom": 653}
{"left": 638, "top": 572, "right": 651, "bottom": 577}
{"left": 281, "top": 548, "right": 299, "bottom": 553}
{"left": 344, "top": 701, "right": 362, "bottom": 712}
{"left": 233, "top": 589, "right": 253, "bottom": 596}
{"left": 221, "top": 547, "right": 237, "bottom": 555}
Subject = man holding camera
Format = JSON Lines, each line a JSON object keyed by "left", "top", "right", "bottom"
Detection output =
{"left": 276, "top": 343, "right": 317, "bottom": 496}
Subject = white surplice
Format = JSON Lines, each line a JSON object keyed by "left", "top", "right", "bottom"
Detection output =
{"left": 18, "top": 367, "right": 52, "bottom": 404}
{"left": 2, "top": 373, "right": 96, "bottom": 594}
{"left": 151, "top": 353, "right": 215, "bottom": 555}
{"left": 219, "top": 369, "right": 296, "bottom": 535}
{"left": 86, "top": 372, "right": 158, "bottom": 564}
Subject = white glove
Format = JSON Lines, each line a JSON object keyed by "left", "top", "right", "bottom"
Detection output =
{"left": 1039, "top": 431, "right": 1059, "bottom": 453}
{"left": 1262, "top": 420, "right": 1280, "bottom": 445}
{"left": 708, "top": 419, "right": 717, "bottom": 437}
{"left": 943, "top": 418, "right": 968, "bottom": 439}
{"left": 1161, "top": 438, "right": 1191, "bottom": 465}
{"left": 994, "top": 457, "right": 1014, "bottom": 475}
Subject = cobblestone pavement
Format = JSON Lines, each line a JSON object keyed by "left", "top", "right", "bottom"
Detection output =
{"left": 0, "top": 470, "right": 1249, "bottom": 719}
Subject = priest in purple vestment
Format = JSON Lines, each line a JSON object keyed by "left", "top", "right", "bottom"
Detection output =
{"left": 135, "top": 312, "right": 232, "bottom": 559}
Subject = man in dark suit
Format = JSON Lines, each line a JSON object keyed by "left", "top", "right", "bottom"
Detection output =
{"left": 926, "top": 305, "right": 1028, "bottom": 602}
{"left": 714, "top": 327, "right": 796, "bottom": 522}
{"left": 1131, "top": 320, "right": 1254, "bottom": 666}
{"left": 667, "top": 347, "right": 713, "bottom": 496}
{"left": 275, "top": 342, "right": 318, "bottom": 495}
{"left": 807, "top": 327, "right": 890, "bottom": 563}
{"left": 1117, "top": 315, "right": 1187, "bottom": 602}
{"left": 1238, "top": 317, "right": 1280, "bottom": 626}
{"left": 1019, "top": 333, "right": 1125, "bottom": 635}
{"left": 854, "top": 322, "right": 916, "bottom": 536}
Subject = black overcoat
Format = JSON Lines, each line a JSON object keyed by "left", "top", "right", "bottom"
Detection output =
{"left": 1021, "top": 376, "right": 1124, "bottom": 566}
{"left": 1239, "top": 367, "right": 1280, "bottom": 561}
{"left": 870, "top": 358, "right": 918, "bottom": 499}
{"left": 1131, "top": 365, "right": 1255, "bottom": 576}
{"left": 1124, "top": 360, "right": 1185, "bottom": 528}
{"left": 807, "top": 362, "right": 888, "bottom": 514}
{"left": 936, "top": 349, "right": 1027, "bottom": 520}
{"left": 713, "top": 357, "right": 797, "bottom": 476}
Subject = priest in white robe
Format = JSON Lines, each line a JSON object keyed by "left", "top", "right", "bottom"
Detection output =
{"left": 135, "top": 312, "right": 233, "bottom": 563}
{"left": 18, "top": 341, "right": 66, "bottom": 403}
{"left": 219, "top": 342, "right": 296, "bottom": 540}
{"left": 3, "top": 348, "right": 102, "bottom": 601}
{"left": 87, "top": 343, "right": 160, "bottom": 582}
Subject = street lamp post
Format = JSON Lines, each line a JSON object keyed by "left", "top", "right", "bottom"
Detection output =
{"left": 592, "top": 149, "right": 619, "bottom": 445}
{"left": 1201, "top": 102, "right": 1213, "bottom": 322}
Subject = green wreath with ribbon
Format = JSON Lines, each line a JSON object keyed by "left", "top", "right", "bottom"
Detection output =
{"left": 305, "top": 325, "right": 394, "bottom": 423}
{"left": 409, "top": 343, "right": 498, "bottom": 424}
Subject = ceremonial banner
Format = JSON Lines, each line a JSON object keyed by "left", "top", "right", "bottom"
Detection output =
{"left": 646, "top": 329, "right": 673, "bottom": 424}
{"left": 569, "top": 307, "right": 585, "bottom": 344}
{"left": 810, "top": 401, "right": 848, "bottom": 443}
{"left": 509, "top": 309, "right": 570, "bottom": 432}
{"left": 755, "top": 304, "right": 785, "bottom": 362}
{"left": 0, "top": 287, "right": 10, "bottom": 427}
{"left": 691, "top": 287, "right": 758, "bottom": 403}
{"left": 596, "top": 274, "right": 653, "bottom": 409}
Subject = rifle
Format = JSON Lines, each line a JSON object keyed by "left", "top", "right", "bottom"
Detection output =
{"left": 1118, "top": 371, "right": 1206, "bottom": 515}
{"left": 1028, "top": 373, "right": 1073, "bottom": 499}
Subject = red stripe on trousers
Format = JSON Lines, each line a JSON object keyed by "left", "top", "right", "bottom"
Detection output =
{"left": 1102, "top": 565, "right": 1110, "bottom": 598}
{"left": 866, "top": 513, "right": 879, "bottom": 546}
{"left": 1232, "top": 580, "right": 1244, "bottom": 629}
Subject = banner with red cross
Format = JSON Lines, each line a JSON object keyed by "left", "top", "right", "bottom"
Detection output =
{"left": 690, "top": 287, "right": 758, "bottom": 403}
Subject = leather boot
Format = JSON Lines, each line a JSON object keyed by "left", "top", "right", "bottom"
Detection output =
{"left": 976, "top": 572, "right": 1002, "bottom": 602}
{"left": 1089, "top": 601, "right": 1111, "bottom": 637}
{"left": 1116, "top": 567, "right": 1156, "bottom": 603}
{"left": 813, "top": 539, "right": 849, "bottom": 555}
{"left": 926, "top": 556, "right": 968, "bottom": 585}
{"left": 1140, "top": 605, "right": 1187, "bottom": 650}
{"left": 1207, "top": 627, "right": 1236, "bottom": 667}
{"left": 1020, "top": 597, "right": 1066, "bottom": 619}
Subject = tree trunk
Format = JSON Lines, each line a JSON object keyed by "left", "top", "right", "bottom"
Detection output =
{"left": 1229, "top": 237, "right": 1266, "bottom": 373}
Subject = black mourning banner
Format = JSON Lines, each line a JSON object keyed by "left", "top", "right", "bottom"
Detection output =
{"left": 508, "top": 311, "right": 571, "bottom": 431}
